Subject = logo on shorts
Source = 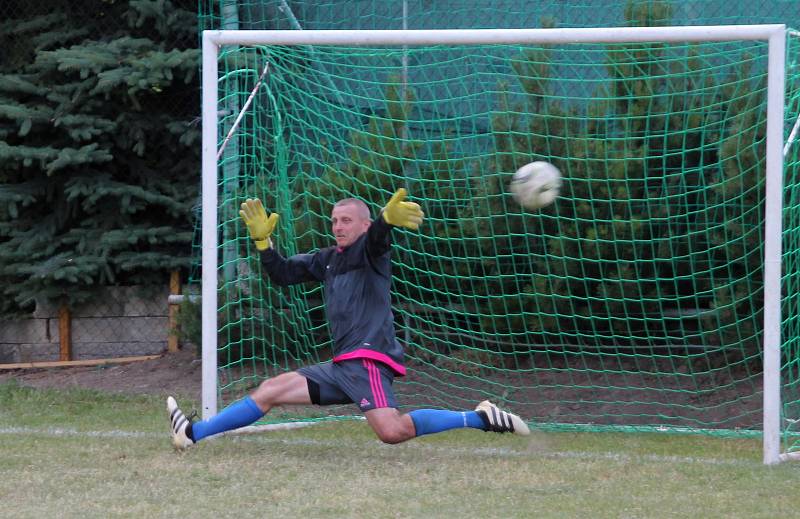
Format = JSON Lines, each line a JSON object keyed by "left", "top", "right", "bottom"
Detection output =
{"left": 360, "top": 398, "right": 371, "bottom": 408}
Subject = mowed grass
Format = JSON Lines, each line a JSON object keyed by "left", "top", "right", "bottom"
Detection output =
{"left": 1, "top": 381, "right": 799, "bottom": 519}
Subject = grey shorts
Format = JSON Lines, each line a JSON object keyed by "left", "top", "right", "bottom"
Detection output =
{"left": 298, "top": 358, "right": 397, "bottom": 412}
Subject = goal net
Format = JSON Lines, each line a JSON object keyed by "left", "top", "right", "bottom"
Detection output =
{"left": 200, "top": 25, "right": 800, "bottom": 463}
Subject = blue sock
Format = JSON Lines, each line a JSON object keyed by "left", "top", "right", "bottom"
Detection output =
{"left": 408, "top": 409, "right": 486, "bottom": 437}
{"left": 190, "top": 396, "right": 264, "bottom": 442}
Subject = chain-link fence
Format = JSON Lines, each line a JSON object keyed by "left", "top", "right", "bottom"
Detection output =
{"left": 0, "top": 287, "right": 173, "bottom": 363}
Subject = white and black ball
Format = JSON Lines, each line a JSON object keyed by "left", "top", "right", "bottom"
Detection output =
{"left": 509, "top": 161, "right": 562, "bottom": 210}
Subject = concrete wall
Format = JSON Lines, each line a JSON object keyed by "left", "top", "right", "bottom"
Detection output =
{"left": 0, "top": 286, "right": 171, "bottom": 363}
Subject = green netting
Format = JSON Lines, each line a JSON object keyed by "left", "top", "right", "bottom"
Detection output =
{"left": 195, "top": 2, "right": 800, "bottom": 445}
{"left": 199, "top": 0, "right": 800, "bottom": 32}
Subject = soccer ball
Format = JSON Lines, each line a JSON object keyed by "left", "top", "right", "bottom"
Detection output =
{"left": 509, "top": 161, "right": 562, "bottom": 210}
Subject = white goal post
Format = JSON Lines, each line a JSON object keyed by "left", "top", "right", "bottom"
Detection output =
{"left": 200, "top": 25, "right": 787, "bottom": 464}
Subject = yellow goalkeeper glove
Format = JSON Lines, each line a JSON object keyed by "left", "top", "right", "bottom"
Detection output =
{"left": 382, "top": 188, "right": 424, "bottom": 230}
{"left": 239, "top": 198, "right": 279, "bottom": 251}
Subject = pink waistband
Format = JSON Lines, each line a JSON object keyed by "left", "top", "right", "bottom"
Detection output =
{"left": 333, "top": 349, "right": 407, "bottom": 376}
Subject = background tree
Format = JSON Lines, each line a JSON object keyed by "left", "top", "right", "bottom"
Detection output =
{"left": 0, "top": 0, "right": 200, "bottom": 316}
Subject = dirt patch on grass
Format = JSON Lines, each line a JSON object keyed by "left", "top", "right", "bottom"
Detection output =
{"left": 0, "top": 348, "right": 764, "bottom": 431}
{"left": 0, "top": 348, "right": 202, "bottom": 399}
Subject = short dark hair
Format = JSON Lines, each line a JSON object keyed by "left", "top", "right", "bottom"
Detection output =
{"left": 333, "top": 198, "right": 371, "bottom": 220}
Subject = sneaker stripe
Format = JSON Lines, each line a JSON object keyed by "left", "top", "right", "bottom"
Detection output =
{"left": 170, "top": 408, "right": 188, "bottom": 433}
{"left": 486, "top": 405, "right": 514, "bottom": 433}
{"left": 174, "top": 415, "right": 187, "bottom": 431}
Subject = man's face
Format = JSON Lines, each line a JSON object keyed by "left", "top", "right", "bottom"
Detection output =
{"left": 331, "top": 203, "right": 370, "bottom": 247}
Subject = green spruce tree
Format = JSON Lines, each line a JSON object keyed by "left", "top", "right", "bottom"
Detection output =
{"left": 0, "top": 0, "right": 199, "bottom": 316}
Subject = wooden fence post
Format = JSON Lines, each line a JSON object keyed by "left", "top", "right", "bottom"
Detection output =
{"left": 168, "top": 270, "right": 181, "bottom": 352}
{"left": 58, "top": 304, "right": 71, "bottom": 361}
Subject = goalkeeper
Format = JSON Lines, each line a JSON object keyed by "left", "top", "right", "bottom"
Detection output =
{"left": 168, "top": 189, "right": 529, "bottom": 449}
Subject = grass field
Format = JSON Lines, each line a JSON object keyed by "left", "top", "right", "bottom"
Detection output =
{"left": 1, "top": 381, "right": 799, "bottom": 519}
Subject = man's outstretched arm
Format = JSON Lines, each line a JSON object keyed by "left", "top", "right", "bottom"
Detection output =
{"left": 240, "top": 198, "right": 322, "bottom": 285}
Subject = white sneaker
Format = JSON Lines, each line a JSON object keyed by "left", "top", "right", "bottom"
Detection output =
{"left": 167, "top": 396, "right": 195, "bottom": 449}
{"left": 475, "top": 400, "right": 530, "bottom": 436}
